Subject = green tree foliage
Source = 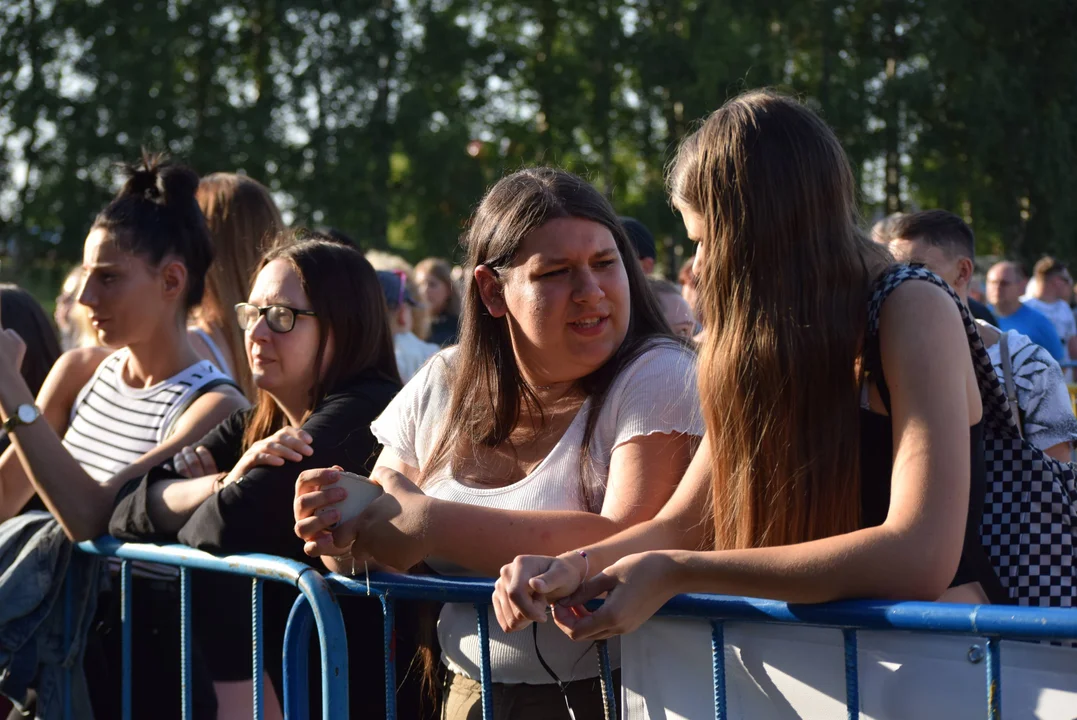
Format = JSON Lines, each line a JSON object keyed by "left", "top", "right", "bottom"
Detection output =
{"left": 1, "top": 0, "right": 1074, "bottom": 285}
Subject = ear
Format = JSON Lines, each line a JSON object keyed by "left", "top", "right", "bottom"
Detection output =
{"left": 954, "top": 257, "right": 974, "bottom": 290}
{"left": 159, "top": 258, "right": 188, "bottom": 303}
{"left": 474, "top": 265, "right": 507, "bottom": 318}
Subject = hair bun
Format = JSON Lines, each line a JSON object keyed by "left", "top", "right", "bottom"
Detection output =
{"left": 117, "top": 150, "right": 199, "bottom": 206}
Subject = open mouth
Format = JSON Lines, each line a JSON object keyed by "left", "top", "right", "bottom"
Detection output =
{"left": 569, "top": 316, "right": 609, "bottom": 335}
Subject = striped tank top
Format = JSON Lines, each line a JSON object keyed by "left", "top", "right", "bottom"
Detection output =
{"left": 63, "top": 348, "right": 233, "bottom": 483}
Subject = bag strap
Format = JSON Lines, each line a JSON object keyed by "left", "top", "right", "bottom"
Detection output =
{"left": 163, "top": 377, "right": 241, "bottom": 439}
{"left": 998, "top": 331, "right": 1024, "bottom": 437}
{"left": 865, "top": 264, "right": 1020, "bottom": 439}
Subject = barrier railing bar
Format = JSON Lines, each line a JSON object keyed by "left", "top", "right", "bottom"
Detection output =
{"left": 381, "top": 595, "right": 397, "bottom": 720}
{"left": 843, "top": 629, "right": 858, "bottom": 720}
{"left": 597, "top": 639, "right": 617, "bottom": 720}
{"left": 711, "top": 621, "right": 725, "bottom": 720}
{"left": 180, "top": 567, "right": 192, "bottom": 720}
{"left": 121, "top": 560, "right": 132, "bottom": 720}
{"left": 282, "top": 595, "right": 312, "bottom": 720}
{"left": 476, "top": 604, "right": 494, "bottom": 720}
{"left": 986, "top": 636, "right": 1001, "bottom": 720}
{"left": 252, "top": 579, "right": 264, "bottom": 720}
{"left": 330, "top": 571, "right": 1077, "bottom": 641}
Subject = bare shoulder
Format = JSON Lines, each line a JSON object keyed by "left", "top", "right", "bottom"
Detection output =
{"left": 167, "top": 384, "right": 250, "bottom": 441}
{"left": 879, "top": 280, "right": 964, "bottom": 339}
{"left": 37, "top": 346, "right": 112, "bottom": 430}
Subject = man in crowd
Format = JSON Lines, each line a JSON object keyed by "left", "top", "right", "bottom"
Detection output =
{"left": 987, "top": 261, "right": 1066, "bottom": 362}
{"left": 1022, "top": 256, "right": 1077, "bottom": 363}
{"left": 887, "top": 210, "right": 1076, "bottom": 460}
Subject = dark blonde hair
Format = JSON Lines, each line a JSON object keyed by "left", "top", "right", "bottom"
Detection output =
{"left": 196, "top": 173, "right": 284, "bottom": 398}
{"left": 421, "top": 167, "right": 677, "bottom": 509}
{"left": 415, "top": 257, "right": 461, "bottom": 317}
{"left": 669, "top": 90, "right": 891, "bottom": 550}
{"left": 242, "top": 235, "right": 401, "bottom": 451}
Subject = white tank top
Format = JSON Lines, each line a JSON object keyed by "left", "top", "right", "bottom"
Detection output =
{"left": 62, "top": 348, "right": 233, "bottom": 483}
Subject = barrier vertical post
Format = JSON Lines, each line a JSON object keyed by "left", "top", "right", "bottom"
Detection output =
{"left": 843, "top": 629, "right": 858, "bottom": 720}
{"left": 986, "top": 636, "right": 1001, "bottom": 720}
{"left": 180, "top": 568, "right": 193, "bottom": 720}
{"left": 597, "top": 639, "right": 617, "bottom": 720}
{"left": 711, "top": 621, "right": 726, "bottom": 720}
{"left": 252, "top": 579, "right": 264, "bottom": 720}
{"left": 283, "top": 596, "right": 313, "bottom": 720}
{"left": 121, "top": 561, "right": 133, "bottom": 720}
{"left": 476, "top": 604, "right": 494, "bottom": 720}
{"left": 381, "top": 596, "right": 397, "bottom": 720}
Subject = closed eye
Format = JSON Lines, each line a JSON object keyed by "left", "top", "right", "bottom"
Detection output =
{"left": 540, "top": 268, "right": 568, "bottom": 278}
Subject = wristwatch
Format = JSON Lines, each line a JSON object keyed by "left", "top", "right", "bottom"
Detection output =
{"left": 2, "top": 404, "right": 41, "bottom": 433}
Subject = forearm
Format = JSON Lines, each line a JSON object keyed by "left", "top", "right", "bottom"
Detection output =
{"left": 560, "top": 514, "right": 698, "bottom": 577}
{"left": 147, "top": 475, "right": 222, "bottom": 534}
{"left": 666, "top": 525, "right": 952, "bottom": 604}
{"left": 0, "top": 445, "right": 35, "bottom": 521}
{"left": 425, "top": 500, "right": 630, "bottom": 575}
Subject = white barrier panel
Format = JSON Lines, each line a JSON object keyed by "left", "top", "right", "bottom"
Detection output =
{"left": 622, "top": 618, "right": 1077, "bottom": 719}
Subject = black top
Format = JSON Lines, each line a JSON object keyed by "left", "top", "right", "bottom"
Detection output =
{"left": 968, "top": 298, "right": 999, "bottom": 327}
{"left": 109, "top": 370, "right": 401, "bottom": 561}
{"left": 860, "top": 353, "right": 1010, "bottom": 604}
{"left": 106, "top": 371, "right": 438, "bottom": 720}
{"left": 427, "top": 313, "right": 459, "bottom": 347}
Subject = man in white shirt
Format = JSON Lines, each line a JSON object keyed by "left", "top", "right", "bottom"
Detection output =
{"left": 1022, "top": 256, "right": 1077, "bottom": 363}
{"left": 886, "top": 210, "right": 1077, "bottom": 461}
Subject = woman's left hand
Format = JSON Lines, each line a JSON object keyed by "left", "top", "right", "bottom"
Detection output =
{"left": 302, "top": 466, "right": 436, "bottom": 571}
{"left": 0, "top": 329, "right": 27, "bottom": 380}
{"left": 550, "top": 551, "right": 681, "bottom": 642}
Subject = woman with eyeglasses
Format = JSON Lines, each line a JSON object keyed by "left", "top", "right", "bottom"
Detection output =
{"left": 107, "top": 234, "right": 432, "bottom": 719}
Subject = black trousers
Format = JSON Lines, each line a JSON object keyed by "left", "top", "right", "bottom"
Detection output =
{"left": 84, "top": 576, "right": 218, "bottom": 720}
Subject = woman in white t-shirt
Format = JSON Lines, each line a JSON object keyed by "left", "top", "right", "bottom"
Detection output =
{"left": 293, "top": 167, "right": 703, "bottom": 720}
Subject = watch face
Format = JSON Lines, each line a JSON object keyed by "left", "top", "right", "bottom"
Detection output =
{"left": 17, "top": 405, "right": 37, "bottom": 424}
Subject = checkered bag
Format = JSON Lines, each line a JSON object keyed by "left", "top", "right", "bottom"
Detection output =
{"left": 867, "top": 264, "right": 1077, "bottom": 607}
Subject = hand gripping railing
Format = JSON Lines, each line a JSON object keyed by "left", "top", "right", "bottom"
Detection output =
{"left": 321, "top": 571, "right": 1077, "bottom": 720}
{"left": 69, "top": 539, "right": 350, "bottom": 720}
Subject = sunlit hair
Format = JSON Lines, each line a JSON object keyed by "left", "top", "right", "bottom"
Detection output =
{"left": 196, "top": 173, "right": 284, "bottom": 398}
{"left": 241, "top": 233, "right": 401, "bottom": 451}
{"left": 420, "top": 167, "right": 678, "bottom": 510}
{"left": 668, "top": 90, "right": 891, "bottom": 550}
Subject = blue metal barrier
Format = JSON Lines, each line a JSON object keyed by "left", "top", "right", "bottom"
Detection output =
{"left": 61, "top": 546, "right": 1077, "bottom": 720}
{"left": 327, "top": 571, "right": 1077, "bottom": 720}
{"left": 68, "top": 539, "right": 350, "bottom": 720}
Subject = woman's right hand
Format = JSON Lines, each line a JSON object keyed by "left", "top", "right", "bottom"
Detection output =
{"left": 172, "top": 445, "right": 218, "bottom": 478}
{"left": 492, "top": 554, "right": 586, "bottom": 633}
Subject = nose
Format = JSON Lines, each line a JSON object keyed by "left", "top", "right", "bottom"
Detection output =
{"left": 77, "top": 278, "right": 95, "bottom": 309}
{"left": 247, "top": 312, "right": 272, "bottom": 344}
{"left": 571, "top": 267, "right": 605, "bottom": 305}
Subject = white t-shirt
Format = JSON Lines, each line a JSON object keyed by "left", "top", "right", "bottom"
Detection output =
{"left": 1021, "top": 296, "right": 1076, "bottom": 345}
{"left": 985, "top": 326, "right": 1077, "bottom": 452}
{"left": 392, "top": 331, "right": 440, "bottom": 382}
{"left": 370, "top": 340, "right": 704, "bottom": 684}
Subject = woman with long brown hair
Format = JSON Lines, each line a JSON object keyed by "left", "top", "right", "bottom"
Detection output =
{"left": 415, "top": 256, "right": 463, "bottom": 345}
{"left": 190, "top": 172, "right": 284, "bottom": 397}
{"left": 493, "top": 92, "right": 994, "bottom": 653}
{"left": 293, "top": 168, "right": 703, "bottom": 720}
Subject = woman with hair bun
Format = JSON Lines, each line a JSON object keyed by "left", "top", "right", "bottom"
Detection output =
{"left": 0, "top": 152, "right": 247, "bottom": 535}
{"left": 0, "top": 154, "right": 248, "bottom": 718}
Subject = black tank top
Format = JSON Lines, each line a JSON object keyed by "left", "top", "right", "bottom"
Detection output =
{"left": 859, "top": 372, "right": 1011, "bottom": 603}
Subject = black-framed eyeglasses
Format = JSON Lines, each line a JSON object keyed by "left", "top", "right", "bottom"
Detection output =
{"left": 234, "top": 303, "right": 316, "bottom": 333}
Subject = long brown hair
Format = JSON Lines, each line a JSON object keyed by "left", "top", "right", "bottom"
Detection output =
{"left": 420, "top": 167, "right": 678, "bottom": 509}
{"left": 242, "top": 235, "right": 401, "bottom": 451}
{"left": 196, "top": 173, "right": 284, "bottom": 398}
{"left": 669, "top": 90, "right": 891, "bottom": 550}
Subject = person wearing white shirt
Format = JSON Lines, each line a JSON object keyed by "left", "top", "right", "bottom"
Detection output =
{"left": 376, "top": 270, "right": 440, "bottom": 382}
{"left": 1022, "top": 256, "right": 1077, "bottom": 364}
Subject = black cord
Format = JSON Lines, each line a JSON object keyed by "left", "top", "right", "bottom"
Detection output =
{"left": 533, "top": 621, "right": 598, "bottom": 719}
